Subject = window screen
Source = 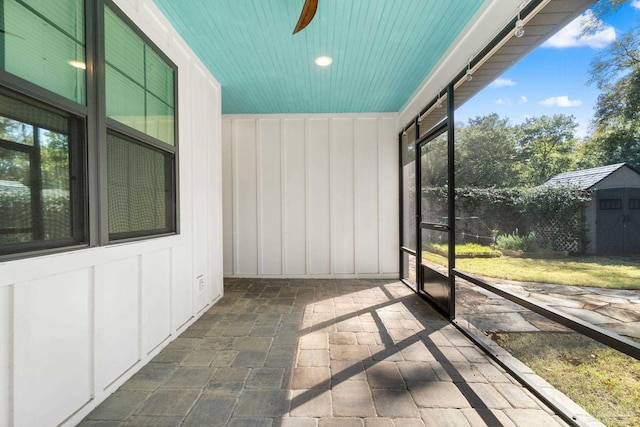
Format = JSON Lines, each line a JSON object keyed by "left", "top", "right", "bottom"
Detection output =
{"left": 107, "top": 132, "right": 174, "bottom": 239}
{"left": 0, "top": 91, "right": 85, "bottom": 254}
{"left": 1, "top": 0, "right": 86, "bottom": 104}
{"left": 104, "top": 6, "right": 175, "bottom": 145}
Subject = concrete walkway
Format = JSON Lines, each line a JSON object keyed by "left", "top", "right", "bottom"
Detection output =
{"left": 77, "top": 279, "right": 584, "bottom": 427}
{"left": 457, "top": 277, "right": 640, "bottom": 339}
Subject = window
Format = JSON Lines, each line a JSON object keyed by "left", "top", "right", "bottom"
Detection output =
{"left": 104, "top": 6, "right": 175, "bottom": 145}
{"left": 1, "top": 0, "right": 86, "bottom": 104}
{"left": 104, "top": 4, "right": 177, "bottom": 240}
{"left": 107, "top": 132, "right": 174, "bottom": 239}
{"left": 0, "top": 0, "right": 178, "bottom": 258}
{"left": 600, "top": 199, "right": 623, "bottom": 210}
{"left": 0, "top": 90, "right": 86, "bottom": 255}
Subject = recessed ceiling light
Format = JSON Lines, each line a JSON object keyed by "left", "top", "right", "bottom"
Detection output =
{"left": 314, "top": 56, "right": 333, "bottom": 67}
{"left": 68, "top": 60, "right": 86, "bottom": 70}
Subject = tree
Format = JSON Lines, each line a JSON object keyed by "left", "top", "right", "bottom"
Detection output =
{"left": 421, "top": 131, "right": 448, "bottom": 188}
{"left": 0, "top": 117, "right": 33, "bottom": 185}
{"left": 455, "top": 113, "right": 519, "bottom": 188}
{"left": 516, "top": 115, "right": 579, "bottom": 186}
{"left": 40, "top": 130, "right": 70, "bottom": 190}
{"left": 587, "top": 12, "right": 640, "bottom": 169}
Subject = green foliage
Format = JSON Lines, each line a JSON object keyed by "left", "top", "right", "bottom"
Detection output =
{"left": 455, "top": 114, "right": 519, "bottom": 187}
{"left": 42, "top": 190, "right": 71, "bottom": 239}
{"left": 497, "top": 332, "right": 640, "bottom": 427}
{"left": 0, "top": 117, "right": 33, "bottom": 185}
{"left": 516, "top": 115, "right": 579, "bottom": 186}
{"left": 587, "top": 25, "right": 640, "bottom": 170}
{"left": 495, "top": 230, "right": 540, "bottom": 252}
{"left": 423, "top": 185, "right": 591, "bottom": 253}
{"left": 431, "top": 243, "right": 501, "bottom": 258}
{"left": 454, "top": 256, "right": 640, "bottom": 289}
{"left": 454, "top": 113, "right": 580, "bottom": 187}
{"left": 0, "top": 188, "right": 70, "bottom": 243}
{"left": 518, "top": 185, "right": 591, "bottom": 219}
{"left": 421, "top": 132, "right": 448, "bottom": 187}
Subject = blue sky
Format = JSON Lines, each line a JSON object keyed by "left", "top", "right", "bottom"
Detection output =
{"left": 456, "top": 0, "right": 640, "bottom": 138}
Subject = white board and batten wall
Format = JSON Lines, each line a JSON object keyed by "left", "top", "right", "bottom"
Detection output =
{"left": 222, "top": 114, "right": 400, "bottom": 279}
{"left": 0, "top": 0, "right": 224, "bottom": 426}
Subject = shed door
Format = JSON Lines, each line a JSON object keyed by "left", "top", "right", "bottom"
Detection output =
{"left": 597, "top": 188, "right": 640, "bottom": 254}
{"left": 627, "top": 189, "right": 640, "bottom": 254}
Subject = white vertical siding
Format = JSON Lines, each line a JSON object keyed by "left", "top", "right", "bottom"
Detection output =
{"left": 0, "top": 286, "right": 10, "bottom": 427}
{"left": 307, "top": 119, "right": 332, "bottom": 275}
{"left": 96, "top": 257, "right": 140, "bottom": 390}
{"left": 141, "top": 249, "right": 172, "bottom": 354}
{"left": 0, "top": 0, "right": 224, "bottom": 425}
{"left": 222, "top": 120, "right": 235, "bottom": 275}
{"left": 234, "top": 120, "right": 259, "bottom": 275}
{"left": 13, "top": 270, "right": 92, "bottom": 427}
{"left": 223, "top": 114, "right": 399, "bottom": 278}
{"left": 355, "top": 118, "right": 380, "bottom": 274}
{"left": 282, "top": 119, "right": 307, "bottom": 275}
{"left": 331, "top": 119, "right": 356, "bottom": 274}
{"left": 379, "top": 117, "right": 400, "bottom": 274}
{"left": 258, "top": 120, "right": 283, "bottom": 275}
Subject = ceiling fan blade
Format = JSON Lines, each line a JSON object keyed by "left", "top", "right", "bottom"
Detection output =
{"left": 293, "top": 0, "right": 318, "bottom": 34}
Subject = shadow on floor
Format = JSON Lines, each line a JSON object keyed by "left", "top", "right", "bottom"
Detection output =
{"left": 79, "top": 278, "right": 571, "bottom": 427}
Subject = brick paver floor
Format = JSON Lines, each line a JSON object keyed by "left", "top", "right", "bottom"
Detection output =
{"left": 79, "top": 279, "right": 572, "bottom": 427}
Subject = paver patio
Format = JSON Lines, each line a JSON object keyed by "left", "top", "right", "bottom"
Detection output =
{"left": 79, "top": 278, "right": 580, "bottom": 427}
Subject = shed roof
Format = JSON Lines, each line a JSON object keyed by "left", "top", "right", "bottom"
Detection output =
{"left": 542, "top": 163, "right": 631, "bottom": 190}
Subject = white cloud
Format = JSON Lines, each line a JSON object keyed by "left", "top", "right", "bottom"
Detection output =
{"left": 633, "top": 0, "right": 640, "bottom": 9}
{"left": 543, "top": 10, "right": 616, "bottom": 49}
{"left": 538, "top": 96, "right": 583, "bottom": 108}
{"left": 495, "top": 98, "right": 512, "bottom": 105}
{"left": 518, "top": 96, "right": 528, "bottom": 104}
{"left": 489, "top": 78, "right": 516, "bottom": 88}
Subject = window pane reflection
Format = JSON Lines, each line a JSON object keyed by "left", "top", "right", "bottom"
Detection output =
{"left": 401, "top": 128, "right": 416, "bottom": 250}
{"left": 421, "top": 132, "right": 448, "bottom": 225}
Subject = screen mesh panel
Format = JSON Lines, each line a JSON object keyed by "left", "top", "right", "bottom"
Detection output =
{"left": 0, "top": 93, "right": 78, "bottom": 249}
{"left": 0, "top": 147, "right": 32, "bottom": 243}
{"left": 107, "top": 132, "right": 170, "bottom": 236}
{"left": 0, "top": 92, "right": 69, "bottom": 134}
{"left": 104, "top": 6, "right": 175, "bottom": 145}
{"left": 1, "top": 0, "right": 86, "bottom": 103}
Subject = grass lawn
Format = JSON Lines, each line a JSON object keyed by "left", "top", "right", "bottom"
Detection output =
{"left": 430, "top": 243, "right": 501, "bottom": 258}
{"left": 494, "top": 332, "right": 640, "bottom": 427}
{"left": 423, "top": 251, "right": 640, "bottom": 290}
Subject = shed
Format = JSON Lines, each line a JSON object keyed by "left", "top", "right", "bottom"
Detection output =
{"left": 543, "top": 163, "right": 640, "bottom": 254}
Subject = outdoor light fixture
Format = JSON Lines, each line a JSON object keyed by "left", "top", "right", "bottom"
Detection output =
{"left": 436, "top": 92, "right": 442, "bottom": 108}
{"left": 314, "top": 55, "right": 332, "bottom": 67}
{"left": 514, "top": 12, "right": 525, "bottom": 38}
{"left": 402, "top": 128, "right": 407, "bottom": 136}
{"left": 466, "top": 63, "right": 473, "bottom": 82}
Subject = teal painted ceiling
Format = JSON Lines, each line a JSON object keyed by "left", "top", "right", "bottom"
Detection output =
{"left": 152, "top": 0, "right": 487, "bottom": 114}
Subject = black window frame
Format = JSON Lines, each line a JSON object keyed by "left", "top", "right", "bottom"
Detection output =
{"left": 99, "top": 1, "right": 179, "bottom": 244}
{"left": 0, "top": 86, "right": 88, "bottom": 258}
{"left": 105, "top": 127, "right": 176, "bottom": 241}
{"left": 397, "top": 1, "right": 640, "bottom": 423}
